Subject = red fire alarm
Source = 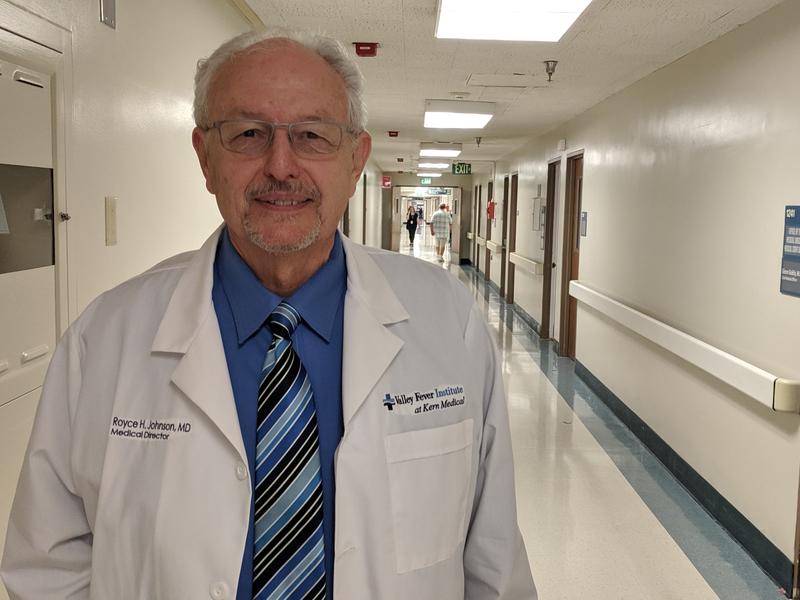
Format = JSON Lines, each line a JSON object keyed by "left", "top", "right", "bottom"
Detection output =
{"left": 353, "top": 42, "right": 379, "bottom": 57}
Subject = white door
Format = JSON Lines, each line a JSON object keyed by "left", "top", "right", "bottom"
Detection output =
{"left": 0, "top": 58, "right": 57, "bottom": 599}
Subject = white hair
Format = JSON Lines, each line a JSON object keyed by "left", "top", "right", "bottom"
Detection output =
{"left": 193, "top": 28, "right": 367, "bottom": 133}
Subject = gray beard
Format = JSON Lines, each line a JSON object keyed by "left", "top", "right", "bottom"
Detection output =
{"left": 242, "top": 210, "right": 322, "bottom": 256}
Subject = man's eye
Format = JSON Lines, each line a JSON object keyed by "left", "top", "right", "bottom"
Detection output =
{"left": 240, "top": 128, "right": 263, "bottom": 139}
{"left": 299, "top": 130, "right": 322, "bottom": 140}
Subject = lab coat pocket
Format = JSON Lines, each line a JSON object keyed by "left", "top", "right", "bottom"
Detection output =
{"left": 384, "top": 418, "right": 474, "bottom": 573}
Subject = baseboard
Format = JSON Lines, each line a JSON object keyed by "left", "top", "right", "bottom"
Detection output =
{"left": 459, "top": 258, "right": 472, "bottom": 266}
{"left": 510, "top": 304, "right": 540, "bottom": 333}
{"left": 574, "top": 361, "right": 794, "bottom": 595}
{"left": 486, "top": 279, "right": 501, "bottom": 296}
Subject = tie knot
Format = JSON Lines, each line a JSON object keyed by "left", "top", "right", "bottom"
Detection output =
{"left": 268, "top": 301, "right": 301, "bottom": 339}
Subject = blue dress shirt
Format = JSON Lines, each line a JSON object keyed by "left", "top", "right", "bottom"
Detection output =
{"left": 212, "top": 228, "right": 345, "bottom": 600}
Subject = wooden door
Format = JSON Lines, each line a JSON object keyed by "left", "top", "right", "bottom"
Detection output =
{"left": 558, "top": 154, "right": 583, "bottom": 358}
{"left": 499, "top": 176, "right": 509, "bottom": 296}
{"left": 473, "top": 184, "right": 479, "bottom": 266}
{"left": 505, "top": 174, "right": 518, "bottom": 303}
{"left": 540, "top": 160, "right": 560, "bottom": 338}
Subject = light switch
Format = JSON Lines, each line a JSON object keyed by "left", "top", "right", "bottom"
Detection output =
{"left": 105, "top": 196, "right": 117, "bottom": 246}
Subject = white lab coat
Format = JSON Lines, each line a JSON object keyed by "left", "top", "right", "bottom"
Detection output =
{"left": 1, "top": 229, "right": 536, "bottom": 600}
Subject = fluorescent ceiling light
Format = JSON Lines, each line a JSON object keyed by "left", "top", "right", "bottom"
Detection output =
{"left": 420, "top": 149, "right": 461, "bottom": 157}
{"left": 424, "top": 100, "right": 495, "bottom": 129}
{"left": 417, "top": 172, "right": 443, "bottom": 178}
{"left": 419, "top": 142, "right": 462, "bottom": 158}
{"left": 436, "top": 0, "right": 593, "bottom": 42}
{"left": 418, "top": 162, "right": 450, "bottom": 169}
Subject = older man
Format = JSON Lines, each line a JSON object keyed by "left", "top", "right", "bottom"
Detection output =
{"left": 1, "top": 29, "right": 536, "bottom": 600}
{"left": 430, "top": 202, "right": 453, "bottom": 261}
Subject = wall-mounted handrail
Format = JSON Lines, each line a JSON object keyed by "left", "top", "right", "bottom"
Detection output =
{"left": 466, "top": 232, "right": 474, "bottom": 240}
{"left": 569, "top": 281, "right": 800, "bottom": 413}
{"left": 486, "top": 240, "right": 504, "bottom": 253}
{"left": 509, "top": 253, "right": 544, "bottom": 276}
{"left": 475, "top": 235, "right": 487, "bottom": 247}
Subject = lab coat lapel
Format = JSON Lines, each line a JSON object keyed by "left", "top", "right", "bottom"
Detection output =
{"left": 152, "top": 226, "right": 246, "bottom": 460}
{"left": 340, "top": 237, "right": 409, "bottom": 427}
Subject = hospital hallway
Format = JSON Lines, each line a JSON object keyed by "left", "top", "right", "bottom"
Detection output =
{"left": 401, "top": 230, "right": 786, "bottom": 600}
{"left": 3, "top": 0, "right": 800, "bottom": 598}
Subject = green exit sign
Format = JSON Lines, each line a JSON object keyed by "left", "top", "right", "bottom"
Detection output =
{"left": 452, "top": 162, "right": 472, "bottom": 175}
{"left": 419, "top": 177, "right": 432, "bottom": 185}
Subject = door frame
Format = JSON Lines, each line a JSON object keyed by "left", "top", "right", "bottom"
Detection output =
{"left": 0, "top": 2, "right": 73, "bottom": 334}
{"left": 484, "top": 180, "right": 493, "bottom": 279}
{"left": 540, "top": 160, "right": 560, "bottom": 338}
{"left": 473, "top": 184, "right": 479, "bottom": 266}
{"left": 558, "top": 152, "right": 583, "bottom": 358}
{"left": 361, "top": 172, "right": 367, "bottom": 244}
{"left": 505, "top": 174, "right": 518, "bottom": 303}
{"left": 499, "top": 175, "right": 509, "bottom": 296}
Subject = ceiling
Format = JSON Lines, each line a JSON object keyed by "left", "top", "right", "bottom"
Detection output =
{"left": 243, "top": 0, "right": 784, "bottom": 174}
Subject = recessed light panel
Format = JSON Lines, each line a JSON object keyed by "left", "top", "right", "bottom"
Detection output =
{"left": 436, "top": 0, "right": 592, "bottom": 42}
{"left": 419, "top": 142, "right": 462, "bottom": 158}
{"left": 424, "top": 100, "right": 494, "bottom": 129}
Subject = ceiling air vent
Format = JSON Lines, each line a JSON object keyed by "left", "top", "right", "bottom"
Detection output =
{"left": 466, "top": 73, "right": 537, "bottom": 88}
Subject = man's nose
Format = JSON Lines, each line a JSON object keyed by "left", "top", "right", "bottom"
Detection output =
{"left": 260, "top": 128, "right": 301, "bottom": 180}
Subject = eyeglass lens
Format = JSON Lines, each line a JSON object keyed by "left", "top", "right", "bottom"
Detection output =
{"left": 217, "top": 121, "right": 344, "bottom": 155}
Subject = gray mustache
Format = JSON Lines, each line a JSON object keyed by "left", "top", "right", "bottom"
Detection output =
{"left": 247, "top": 179, "right": 320, "bottom": 201}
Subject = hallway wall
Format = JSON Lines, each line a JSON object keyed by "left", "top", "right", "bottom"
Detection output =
{"left": 356, "top": 159, "right": 384, "bottom": 248}
{"left": 8, "top": 0, "right": 249, "bottom": 319}
{"left": 0, "top": 3, "right": 248, "bottom": 598}
{"left": 506, "top": 0, "right": 800, "bottom": 560}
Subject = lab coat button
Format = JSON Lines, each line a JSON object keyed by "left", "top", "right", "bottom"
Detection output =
{"left": 209, "top": 581, "right": 229, "bottom": 599}
{"left": 235, "top": 462, "right": 247, "bottom": 480}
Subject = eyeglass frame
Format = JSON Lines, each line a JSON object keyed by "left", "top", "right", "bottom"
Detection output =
{"left": 203, "top": 119, "right": 359, "bottom": 158}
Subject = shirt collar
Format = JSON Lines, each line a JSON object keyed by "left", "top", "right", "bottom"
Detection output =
{"left": 215, "top": 228, "right": 346, "bottom": 344}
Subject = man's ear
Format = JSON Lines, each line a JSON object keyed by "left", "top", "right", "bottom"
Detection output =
{"left": 192, "top": 127, "right": 216, "bottom": 194}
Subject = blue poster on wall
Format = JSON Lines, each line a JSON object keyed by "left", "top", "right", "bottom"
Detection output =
{"left": 780, "top": 206, "right": 800, "bottom": 297}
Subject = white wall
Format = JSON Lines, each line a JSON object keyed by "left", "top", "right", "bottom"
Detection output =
{"left": 488, "top": 166, "right": 507, "bottom": 289}
{"left": 471, "top": 168, "right": 508, "bottom": 288}
{"left": 506, "top": 0, "right": 800, "bottom": 559}
{"left": 348, "top": 170, "right": 365, "bottom": 244}
{"left": 10, "top": 0, "right": 249, "bottom": 317}
{"left": 0, "top": 3, "right": 248, "bottom": 598}
{"left": 362, "top": 159, "right": 383, "bottom": 248}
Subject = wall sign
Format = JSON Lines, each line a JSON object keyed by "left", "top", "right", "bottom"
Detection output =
{"left": 419, "top": 177, "right": 432, "bottom": 185}
{"left": 780, "top": 205, "right": 800, "bottom": 297}
{"left": 452, "top": 162, "right": 472, "bottom": 175}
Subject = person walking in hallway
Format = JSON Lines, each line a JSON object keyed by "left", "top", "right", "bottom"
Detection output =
{"left": 1, "top": 27, "right": 536, "bottom": 600}
{"left": 430, "top": 202, "right": 453, "bottom": 261}
{"left": 404, "top": 204, "right": 418, "bottom": 245}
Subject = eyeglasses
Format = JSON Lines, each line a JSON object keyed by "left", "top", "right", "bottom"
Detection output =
{"left": 208, "top": 119, "right": 350, "bottom": 157}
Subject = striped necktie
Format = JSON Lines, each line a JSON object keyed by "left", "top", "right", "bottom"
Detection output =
{"left": 253, "top": 301, "right": 326, "bottom": 600}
